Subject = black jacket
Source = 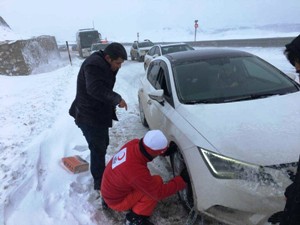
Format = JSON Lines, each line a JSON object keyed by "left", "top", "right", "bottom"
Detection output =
{"left": 69, "top": 51, "right": 122, "bottom": 128}
{"left": 286, "top": 35, "right": 300, "bottom": 58}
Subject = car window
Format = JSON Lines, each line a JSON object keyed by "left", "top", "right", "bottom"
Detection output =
{"left": 148, "top": 60, "right": 174, "bottom": 106}
{"left": 159, "top": 62, "right": 173, "bottom": 104}
{"left": 243, "top": 57, "right": 284, "bottom": 84}
{"left": 154, "top": 46, "right": 161, "bottom": 55}
{"left": 162, "top": 44, "right": 194, "bottom": 55}
{"left": 147, "top": 62, "right": 160, "bottom": 86}
{"left": 161, "top": 47, "right": 168, "bottom": 55}
{"left": 173, "top": 56, "right": 299, "bottom": 104}
{"left": 139, "top": 41, "right": 154, "bottom": 48}
{"left": 148, "top": 47, "right": 155, "bottom": 56}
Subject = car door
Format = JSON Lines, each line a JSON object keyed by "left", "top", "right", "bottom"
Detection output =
{"left": 142, "top": 59, "right": 175, "bottom": 133}
{"left": 144, "top": 46, "right": 156, "bottom": 69}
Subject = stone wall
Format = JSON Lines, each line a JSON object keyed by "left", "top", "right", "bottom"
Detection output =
{"left": 0, "top": 35, "right": 61, "bottom": 75}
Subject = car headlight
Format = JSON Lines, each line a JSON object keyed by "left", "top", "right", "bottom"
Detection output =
{"left": 200, "top": 148, "right": 278, "bottom": 186}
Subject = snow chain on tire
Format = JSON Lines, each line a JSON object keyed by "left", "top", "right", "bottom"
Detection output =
{"left": 185, "top": 206, "right": 203, "bottom": 225}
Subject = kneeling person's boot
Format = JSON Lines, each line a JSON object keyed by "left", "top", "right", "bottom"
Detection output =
{"left": 125, "top": 211, "right": 154, "bottom": 225}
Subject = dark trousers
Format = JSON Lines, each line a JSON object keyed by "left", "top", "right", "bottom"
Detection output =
{"left": 76, "top": 122, "right": 109, "bottom": 190}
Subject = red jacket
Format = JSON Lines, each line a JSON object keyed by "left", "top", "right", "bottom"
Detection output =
{"left": 101, "top": 139, "right": 186, "bottom": 206}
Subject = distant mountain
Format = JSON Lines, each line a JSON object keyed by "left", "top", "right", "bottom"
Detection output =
{"left": 136, "top": 23, "right": 299, "bottom": 43}
{"left": 0, "top": 16, "right": 11, "bottom": 29}
{"left": 211, "top": 23, "right": 300, "bottom": 34}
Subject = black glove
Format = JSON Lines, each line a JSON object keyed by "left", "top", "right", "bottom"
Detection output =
{"left": 163, "top": 143, "right": 177, "bottom": 156}
{"left": 180, "top": 168, "right": 190, "bottom": 183}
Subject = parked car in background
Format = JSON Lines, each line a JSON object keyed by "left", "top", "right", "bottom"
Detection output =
{"left": 144, "top": 43, "right": 194, "bottom": 70}
{"left": 130, "top": 39, "right": 154, "bottom": 62}
{"left": 138, "top": 48, "right": 300, "bottom": 225}
{"left": 90, "top": 42, "right": 110, "bottom": 54}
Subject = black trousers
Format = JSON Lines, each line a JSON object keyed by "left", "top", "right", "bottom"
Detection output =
{"left": 76, "top": 122, "right": 109, "bottom": 190}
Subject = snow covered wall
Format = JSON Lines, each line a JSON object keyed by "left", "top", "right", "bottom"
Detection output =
{"left": 0, "top": 35, "right": 61, "bottom": 75}
{"left": 0, "top": 16, "right": 61, "bottom": 76}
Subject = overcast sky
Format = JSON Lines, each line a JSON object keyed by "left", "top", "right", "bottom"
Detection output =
{"left": 1, "top": 0, "right": 300, "bottom": 43}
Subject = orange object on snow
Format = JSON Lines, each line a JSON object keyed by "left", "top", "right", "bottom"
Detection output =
{"left": 62, "top": 155, "right": 89, "bottom": 174}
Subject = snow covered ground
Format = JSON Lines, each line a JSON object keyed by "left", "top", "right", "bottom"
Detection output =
{"left": 0, "top": 45, "right": 298, "bottom": 225}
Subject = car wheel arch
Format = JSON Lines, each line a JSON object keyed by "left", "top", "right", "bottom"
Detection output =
{"left": 169, "top": 142, "right": 195, "bottom": 211}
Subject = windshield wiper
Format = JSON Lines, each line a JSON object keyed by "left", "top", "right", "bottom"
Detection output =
{"left": 250, "top": 93, "right": 281, "bottom": 99}
{"left": 223, "top": 93, "right": 277, "bottom": 102}
{"left": 184, "top": 92, "right": 285, "bottom": 104}
{"left": 184, "top": 98, "right": 225, "bottom": 104}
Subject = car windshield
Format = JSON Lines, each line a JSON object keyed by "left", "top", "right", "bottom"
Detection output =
{"left": 139, "top": 41, "right": 154, "bottom": 47}
{"left": 173, "top": 55, "right": 299, "bottom": 104}
{"left": 161, "top": 45, "right": 194, "bottom": 55}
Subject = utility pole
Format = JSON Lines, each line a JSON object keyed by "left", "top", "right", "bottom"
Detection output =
{"left": 194, "top": 20, "right": 198, "bottom": 41}
{"left": 137, "top": 32, "right": 139, "bottom": 42}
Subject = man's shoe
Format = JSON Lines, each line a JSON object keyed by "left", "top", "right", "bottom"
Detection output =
{"left": 125, "top": 211, "right": 154, "bottom": 225}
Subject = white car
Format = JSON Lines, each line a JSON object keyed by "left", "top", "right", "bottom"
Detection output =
{"left": 143, "top": 43, "right": 194, "bottom": 70}
{"left": 138, "top": 49, "right": 300, "bottom": 225}
{"left": 130, "top": 40, "right": 154, "bottom": 62}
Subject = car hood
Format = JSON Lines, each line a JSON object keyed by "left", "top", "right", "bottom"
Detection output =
{"left": 177, "top": 92, "right": 300, "bottom": 166}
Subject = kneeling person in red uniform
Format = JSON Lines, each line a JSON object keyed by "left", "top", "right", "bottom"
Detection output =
{"left": 101, "top": 130, "right": 188, "bottom": 225}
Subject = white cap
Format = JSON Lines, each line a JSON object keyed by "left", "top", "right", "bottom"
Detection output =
{"left": 143, "top": 130, "right": 168, "bottom": 153}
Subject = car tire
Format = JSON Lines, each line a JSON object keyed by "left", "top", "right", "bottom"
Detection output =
{"left": 130, "top": 53, "right": 135, "bottom": 61}
{"left": 138, "top": 97, "right": 148, "bottom": 127}
{"left": 138, "top": 55, "right": 143, "bottom": 62}
{"left": 170, "top": 146, "right": 194, "bottom": 211}
{"left": 136, "top": 53, "right": 141, "bottom": 62}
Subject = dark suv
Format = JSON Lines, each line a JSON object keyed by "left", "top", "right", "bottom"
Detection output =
{"left": 130, "top": 40, "right": 154, "bottom": 62}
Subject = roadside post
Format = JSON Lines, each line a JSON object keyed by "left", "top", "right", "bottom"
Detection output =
{"left": 66, "top": 41, "right": 72, "bottom": 66}
{"left": 194, "top": 20, "right": 198, "bottom": 41}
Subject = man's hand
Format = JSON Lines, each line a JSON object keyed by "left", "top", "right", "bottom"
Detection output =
{"left": 118, "top": 99, "right": 128, "bottom": 110}
{"left": 163, "top": 143, "right": 177, "bottom": 156}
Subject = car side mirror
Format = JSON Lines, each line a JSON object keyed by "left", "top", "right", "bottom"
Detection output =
{"left": 149, "top": 89, "right": 164, "bottom": 105}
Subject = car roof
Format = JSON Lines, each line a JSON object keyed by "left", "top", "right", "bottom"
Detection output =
{"left": 155, "top": 42, "right": 189, "bottom": 47}
{"left": 134, "top": 40, "right": 152, "bottom": 43}
{"left": 164, "top": 48, "right": 254, "bottom": 64}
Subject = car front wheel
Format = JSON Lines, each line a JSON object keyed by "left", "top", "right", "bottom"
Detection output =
{"left": 170, "top": 146, "right": 194, "bottom": 211}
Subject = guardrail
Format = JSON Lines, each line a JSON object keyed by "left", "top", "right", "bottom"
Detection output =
{"left": 123, "top": 36, "right": 296, "bottom": 48}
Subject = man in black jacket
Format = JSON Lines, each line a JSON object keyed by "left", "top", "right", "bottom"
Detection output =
{"left": 268, "top": 35, "right": 300, "bottom": 225}
{"left": 69, "top": 43, "right": 128, "bottom": 195}
{"left": 284, "top": 34, "right": 300, "bottom": 74}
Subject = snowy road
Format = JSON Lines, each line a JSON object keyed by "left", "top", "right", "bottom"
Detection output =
{"left": 0, "top": 47, "right": 296, "bottom": 225}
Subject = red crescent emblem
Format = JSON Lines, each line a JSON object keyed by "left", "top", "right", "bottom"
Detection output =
{"left": 117, "top": 152, "right": 125, "bottom": 160}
